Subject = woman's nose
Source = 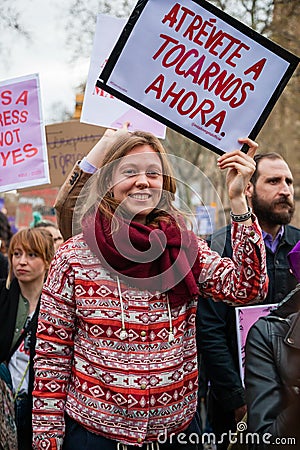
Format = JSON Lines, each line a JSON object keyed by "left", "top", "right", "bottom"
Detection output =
{"left": 135, "top": 172, "right": 149, "bottom": 187}
{"left": 19, "top": 253, "right": 28, "bottom": 264}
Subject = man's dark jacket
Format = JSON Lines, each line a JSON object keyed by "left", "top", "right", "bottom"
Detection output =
{"left": 0, "top": 252, "right": 8, "bottom": 279}
{"left": 245, "top": 288, "right": 300, "bottom": 448}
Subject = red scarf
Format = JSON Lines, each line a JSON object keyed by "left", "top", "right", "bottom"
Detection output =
{"left": 82, "top": 209, "right": 200, "bottom": 307}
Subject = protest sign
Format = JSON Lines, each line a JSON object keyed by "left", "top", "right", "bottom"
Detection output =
{"left": 81, "top": 14, "right": 166, "bottom": 138}
{"left": 195, "top": 205, "right": 215, "bottom": 235}
{"left": 97, "top": 0, "right": 299, "bottom": 155}
{"left": 0, "top": 73, "right": 50, "bottom": 191}
{"left": 235, "top": 303, "right": 276, "bottom": 384}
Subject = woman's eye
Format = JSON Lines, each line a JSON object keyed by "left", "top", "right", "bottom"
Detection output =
{"left": 147, "top": 171, "right": 160, "bottom": 177}
{"left": 123, "top": 169, "right": 136, "bottom": 176}
{"left": 28, "top": 252, "right": 37, "bottom": 258}
{"left": 13, "top": 251, "right": 21, "bottom": 257}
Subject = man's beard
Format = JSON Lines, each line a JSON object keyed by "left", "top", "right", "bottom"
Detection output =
{"left": 252, "top": 190, "right": 295, "bottom": 226}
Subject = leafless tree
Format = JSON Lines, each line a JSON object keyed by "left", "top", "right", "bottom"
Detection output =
{"left": 66, "top": 0, "right": 275, "bottom": 61}
{"left": 211, "top": 0, "right": 274, "bottom": 33}
{"left": 65, "top": 0, "right": 136, "bottom": 60}
{"left": 0, "top": 0, "right": 30, "bottom": 59}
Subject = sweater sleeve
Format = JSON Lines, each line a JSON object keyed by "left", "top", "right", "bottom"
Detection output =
{"left": 54, "top": 162, "right": 92, "bottom": 241}
{"left": 198, "top": 217, "right": 268, "bottom": 305}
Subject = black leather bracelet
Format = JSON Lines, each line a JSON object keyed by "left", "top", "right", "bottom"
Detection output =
{"left": 230, "top": 206, "right": 252, "bottom": 222}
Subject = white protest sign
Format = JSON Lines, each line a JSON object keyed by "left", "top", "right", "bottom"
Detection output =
{"left": 0, "top": 74, "right": 50, "bottom": 192}
{"left": 81, "top": 14, "right": 166, "bottom": 138}
{"left": 97, "top": 0, "right": 299, "bottom": 155}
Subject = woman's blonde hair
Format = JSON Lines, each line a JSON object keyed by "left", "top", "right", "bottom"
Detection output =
{"left": 6, "top": 227, "right": 54, "bottom": 288}
{"left": 83, "top": 130, "right": 180, "bottom": 228}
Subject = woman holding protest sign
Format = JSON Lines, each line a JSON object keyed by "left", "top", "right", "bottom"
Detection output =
{"left": 32, "top": 126, "right": 267, "bottom": 450}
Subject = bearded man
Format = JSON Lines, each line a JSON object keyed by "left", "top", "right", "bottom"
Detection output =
{"left": 197, "top": 153, "right": 300, "bottom": 450}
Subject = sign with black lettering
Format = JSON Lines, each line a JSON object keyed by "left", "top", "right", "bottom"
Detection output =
{"left": 97, "top": 0, "right": 299, "bottom": 155}
{"left": 44, "top": 121, "right": 106, "bottom": 188}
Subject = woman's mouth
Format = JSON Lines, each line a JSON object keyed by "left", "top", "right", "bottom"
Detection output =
{"left": 16, "top": 270, "right": 29, "bottom": 275}
{"left": 129, "top": 193, "right": 151, "bottom": 200}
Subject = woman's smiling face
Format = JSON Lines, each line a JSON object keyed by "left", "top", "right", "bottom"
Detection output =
{"left": 111, "top": 145, "right": 163, "bottom": 224}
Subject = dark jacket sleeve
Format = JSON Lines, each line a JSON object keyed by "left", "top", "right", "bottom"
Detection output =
{"left": 197, "top": 299, "right": 245, "bottom": 410}
{"left": 197, "top": 224, "right": 245, "bottom": 411}
{"left": 0, "top": 253, "right": 8, "bottom": 279}
{"left": 245, "top": 318, "right": 300, "bottom": 448}
{"left": 0, "top": 278, "right": 20, "bottom": 362}
{"left": 54, "top": 162, "right": 93, "bottom": 241}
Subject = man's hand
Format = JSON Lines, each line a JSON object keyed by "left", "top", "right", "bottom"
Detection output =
{"left": 234, "top": 404, "right": 247, "bottom": 423}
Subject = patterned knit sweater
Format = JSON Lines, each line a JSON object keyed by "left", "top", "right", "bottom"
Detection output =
{"left": 32, "top": 220, "right": 267, "bottom": 449}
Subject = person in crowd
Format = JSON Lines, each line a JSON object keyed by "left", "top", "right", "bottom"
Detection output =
{"left": 31, "top": 127, "right": 268, "bottom": 450}
{"left": 0, "top": 228, "right": 54, "bottom": 450}
{"left": 197, "top": 152, "right": 300, "bottom": 449}
{"left": 0, "top": 211, "right": 13, "bottom": 256}
{"left": 0, "top": 210, "right": 13, "bottom": 278}
{"left": 0, "top": 251, "right": 8, "bottom": 280}
{"left": 34, "top": 219, "right": 64, "bottom": 252}
{"left": 245, "top": 240, "right": 300, "bottom": 449}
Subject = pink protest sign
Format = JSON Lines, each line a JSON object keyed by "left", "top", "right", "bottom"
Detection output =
{"left": 235, "top": 303, "right": 276, "bottom": 384}
{"left": 0, "top": 74, "right": 50, "bottom": 192}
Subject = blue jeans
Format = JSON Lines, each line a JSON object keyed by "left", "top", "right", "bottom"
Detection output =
{"left": 15, "top": 393, "right": 32, "bottom": 450}
{"left": 62, "top": 413, "right": 202, "bottom": 449}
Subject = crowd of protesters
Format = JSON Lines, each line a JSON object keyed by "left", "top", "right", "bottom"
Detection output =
{"left": 0, "top": 125, "right": 299, "bottom": 450}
